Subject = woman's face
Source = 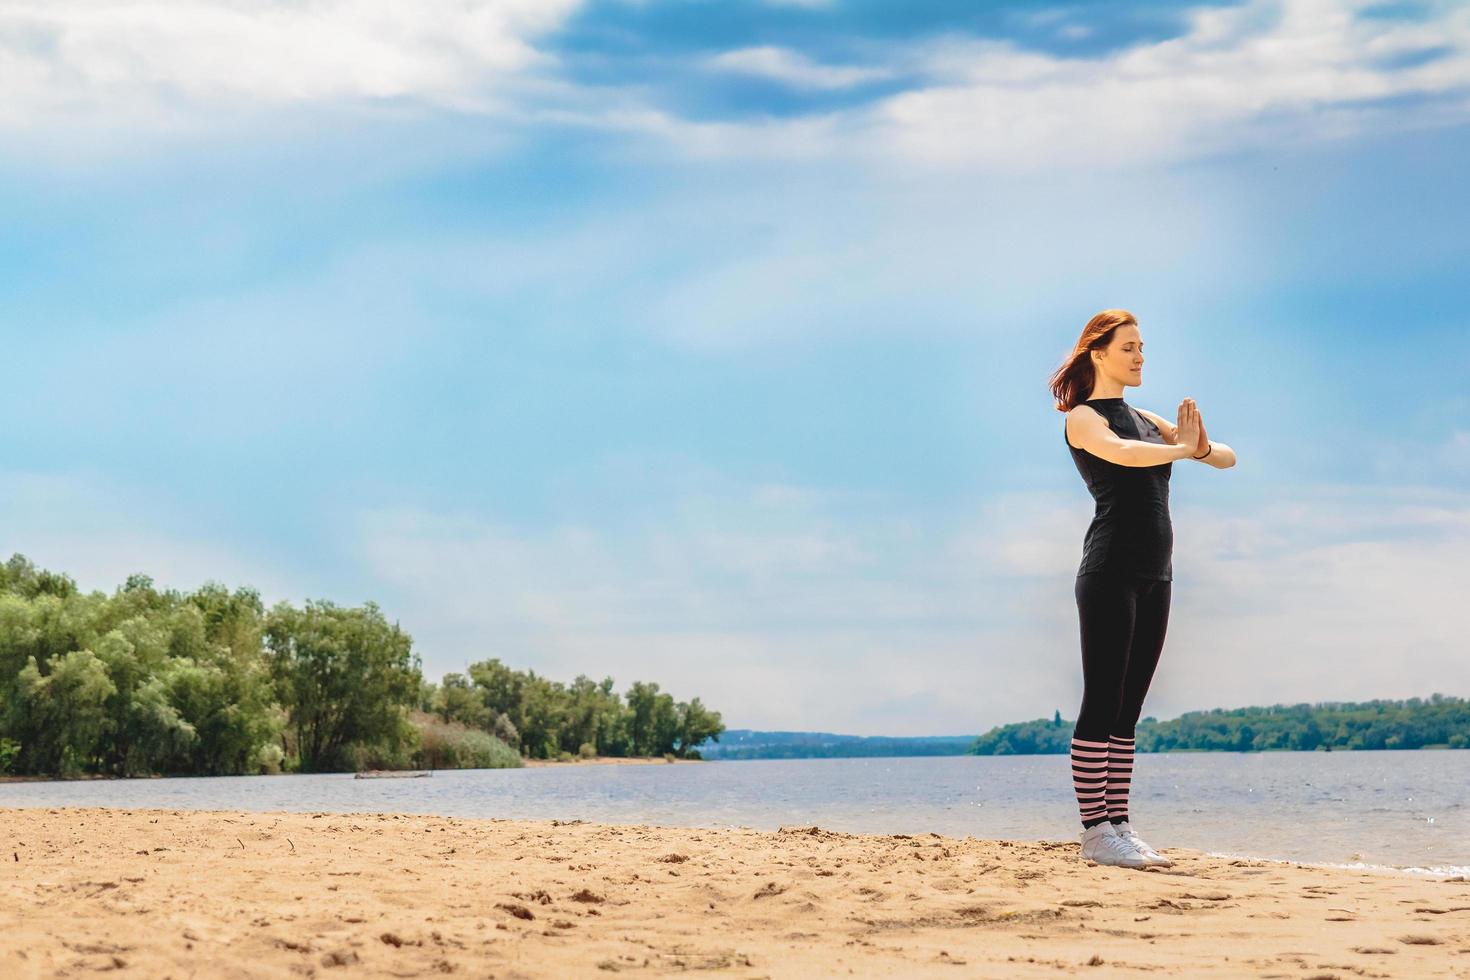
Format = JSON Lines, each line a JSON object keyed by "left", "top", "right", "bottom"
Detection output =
{"left": 1093, "top": 324, "right": 1144, "bottom": 387}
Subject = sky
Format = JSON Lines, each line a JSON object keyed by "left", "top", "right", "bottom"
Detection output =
{"left": 1, "top": 0, "right": 1467, "bottom": 736}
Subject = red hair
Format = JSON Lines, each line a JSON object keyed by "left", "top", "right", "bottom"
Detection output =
{"left": 1048, "top": 309, "right": 1138, "bottom": 412}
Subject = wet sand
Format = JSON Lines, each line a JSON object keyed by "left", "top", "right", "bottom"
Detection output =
{"left": 2, "top": 806, "right": 1467, "bottom": 978}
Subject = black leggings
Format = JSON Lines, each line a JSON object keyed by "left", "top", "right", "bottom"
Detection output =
{"left": 1073, "top": 572, "right": 1171, "bottom": 742}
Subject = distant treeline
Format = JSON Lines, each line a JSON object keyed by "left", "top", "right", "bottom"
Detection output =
{"left": 970, "top": 697, "right": 1470, "bottom": 755}
{"left": 699, "top": 730, "right": 976, "bottom": 760}
{"left": 687, "top": 697, "right": 1468, "bottom": 761}
{"left": 0, "top": 554, "right": 724, "bottom": 778}
{"left": 418, "top": 663, "right": 723, "bottom": 765}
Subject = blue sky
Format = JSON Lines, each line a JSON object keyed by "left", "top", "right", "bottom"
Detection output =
{"left": 2, "top": 0, "right": 1467, "bottom": 735}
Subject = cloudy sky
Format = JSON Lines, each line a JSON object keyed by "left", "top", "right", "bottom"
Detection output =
{"left": 2, "top": 0, "right": 1466, "bottom": 736}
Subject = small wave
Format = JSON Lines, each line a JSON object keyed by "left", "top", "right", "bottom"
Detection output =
{"left": 1202, "top": 849, "right": 1468, "bottom": 879}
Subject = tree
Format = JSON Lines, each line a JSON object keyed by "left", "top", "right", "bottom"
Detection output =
{"left": 674, "top": 697, "right": 723, "bottom": 757}
{"left": 0, "top": 554, "right": 731, "bottom": 776}
{"left": 518, "top": 672, "right": 568, "bottom": 760}
{"left": 12, "top": 650, "right": 116, "bottom": 776}
{"left": 433, "top": 673, "right": 488, "bottom": 729}
{"left": 264, "top": 600, "right": 421, "bottom": 771}
{"left": 468, "top": 658, "right": 527, "bottom": 735}
{"left": 1, "top": 553, "right": 78, "bottom": 599}
{"left": 625, "top": 681, "right": 660, "bottom": 756}
{"left": 564, "top": 674, "right": 624, "bottom": 756}
{"left": 651, "top": 691, "right": 679, "bottom": 755}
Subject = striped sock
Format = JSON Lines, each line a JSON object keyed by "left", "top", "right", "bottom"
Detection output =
{"left": 1106, "top": 734, "right": 1136, "bottom": 824}
{"left": 1070, "top": 736, "right": 1111, "bottom": 827}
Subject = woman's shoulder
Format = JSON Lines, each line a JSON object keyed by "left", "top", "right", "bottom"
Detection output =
{"left": 1064, "top": 403, "right": 1108, "bottom": 451}
{"left": 1065, "top": 403, "right": 1111, "bottom": 429}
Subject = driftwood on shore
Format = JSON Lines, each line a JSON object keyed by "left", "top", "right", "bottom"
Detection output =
{"left": 353, "top": 770, "right": 433, "bottom": 779}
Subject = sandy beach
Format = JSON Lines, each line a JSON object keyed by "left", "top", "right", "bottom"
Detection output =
{"left": 2, "top": 806, "right": 1467, "bottom": 979}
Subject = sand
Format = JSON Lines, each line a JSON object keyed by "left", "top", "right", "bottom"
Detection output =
{"left": 2, "top": 806, "right": 1467, "bottom": 978}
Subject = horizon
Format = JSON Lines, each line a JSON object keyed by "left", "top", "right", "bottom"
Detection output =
{"left": 2, "top": 0, "right": 1467, "bottom": 736}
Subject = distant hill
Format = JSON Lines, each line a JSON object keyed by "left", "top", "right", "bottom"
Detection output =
{"left": 697, "top": 730, "right": 976, "bottom": 760}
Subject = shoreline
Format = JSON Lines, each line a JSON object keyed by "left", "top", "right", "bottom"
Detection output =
{"left": 521, "top": 756, "right": 704, "bottom": 768}
{"left": 4, "top": 806, "right": 1468, "bottom": 978}
{"left": 0, "top": 755, "right": 703, "bottom": 784}
{"left": 1195, "top": 849, "right": 1469, "bottom": 882}
{"left": 6, "top": 743, "right": 1463, "bottom": 783}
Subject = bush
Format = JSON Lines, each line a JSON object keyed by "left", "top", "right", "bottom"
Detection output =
{"left": 409, "top": 712, "right": 522, "bottom": 769}
{"left": 491, "top": 711, "right": 520, "bottom": 749}
{"left": 578, "top": 742, "right": 597, "bottom": 760}
{"left": 663, "top": 752, "right": 676, "bottom": 763}
{"left": 556, "top": 750, "right": 574, "bottom": 762}
{"left": 252, "top": 742, "right": 286, "bottom": 775}
{"left": 349, "top": 739, "right": 415, "bottom": 772}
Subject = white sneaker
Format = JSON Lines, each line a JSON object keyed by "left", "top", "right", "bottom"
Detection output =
{"left": 1079, "top": 820, "right": 1148, "bottom": 869}
{"left": 1112, "top": 820, "right": 1172, "bottom": 867}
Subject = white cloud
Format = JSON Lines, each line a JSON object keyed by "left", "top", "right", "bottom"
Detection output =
{"left": 0, "top": 0, "right": 580, "bottom": 128}
{"left": 0, "top": 471, "right": 306, "bottom": 604}
{"left": 1162, "top": 485, "right": 1470, "bottom": 712}
{"left": 707, "top": 46, "right": 894, "bottom": 90}
{"left": 5, "top": 0, "right": 1466, "bottom": 172}
{"left": 192, "top": 162, "right": 1239, "bottom": 354}
{"left": 610, "top": 0, "right": 1470, "bottom": 170}
{"left": 866, "top": 0, "right": 1470, "bottom": 169}
{"left": 635, "top": 165, "right": 1239, "bottom": 349}
{"left": 5, "top": 463, "right": 1466, "bottom": 734}
{"left": 1367, "top": 427, "right": 1470, "bottom": 483}
{"left": 1013, "top": 6, "right": 1093, "bottom": 41}
{"left": 348, "top": 469, "right": 1470, "bottom": 736}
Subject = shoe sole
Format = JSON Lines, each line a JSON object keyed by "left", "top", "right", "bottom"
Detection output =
{"left": 1079, "top": 848, "right": 1148, "bottom": 869}
{"left": 1123, "top": 842, "right": 1172, "bottom": 867}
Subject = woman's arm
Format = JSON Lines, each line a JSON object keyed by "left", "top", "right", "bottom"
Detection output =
{"left": 1067, "top": 408, "right": 1198, "bottom": 467}
{"left": 1138, "top": 405, "right": 1236, "bottom": 468}
{"left": 1193, "top": 442, "right": 1237, "bottom": 468}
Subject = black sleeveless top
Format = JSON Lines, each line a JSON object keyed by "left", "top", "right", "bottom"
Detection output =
{"left": 1065, "top": 397, "right": 1173, "bottom": 581}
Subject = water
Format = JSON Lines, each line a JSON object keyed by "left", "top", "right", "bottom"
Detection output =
{"left": 4, "top": 750, "right": 1466, "bottom": 878}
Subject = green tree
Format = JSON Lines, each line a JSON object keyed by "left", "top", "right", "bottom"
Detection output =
{"left": 264, "top": 600, "right": 421, "bottom": 771}
{"left": 433, "top": 672, "right": 489, "bottom": 729}
{"left": 1, "top": 553, "right": 79, "bottom": 600}
{"left": 0, "top": 554, "right": 730, "bottom": 776}
{"left": 518, "top": 673, "right": 568, "bottom": 760}
{"left": 467, "top": 659, "right": 526, "bottom": 723}
{"left": 625, "top": 681, "right": 657, "bottom": 756}
{"left": 673, "top": 696, "right": 723, "bottom": 757}
{"left": 651, "top": 690, "right": 679, "bottom": 755}
{"left": 12, "top": 650, "right": 117, "bottom": 776}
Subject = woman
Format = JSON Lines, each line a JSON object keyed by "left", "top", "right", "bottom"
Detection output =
{"left": 1048, "top": 309, "right": 1235, "bottom": 869}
